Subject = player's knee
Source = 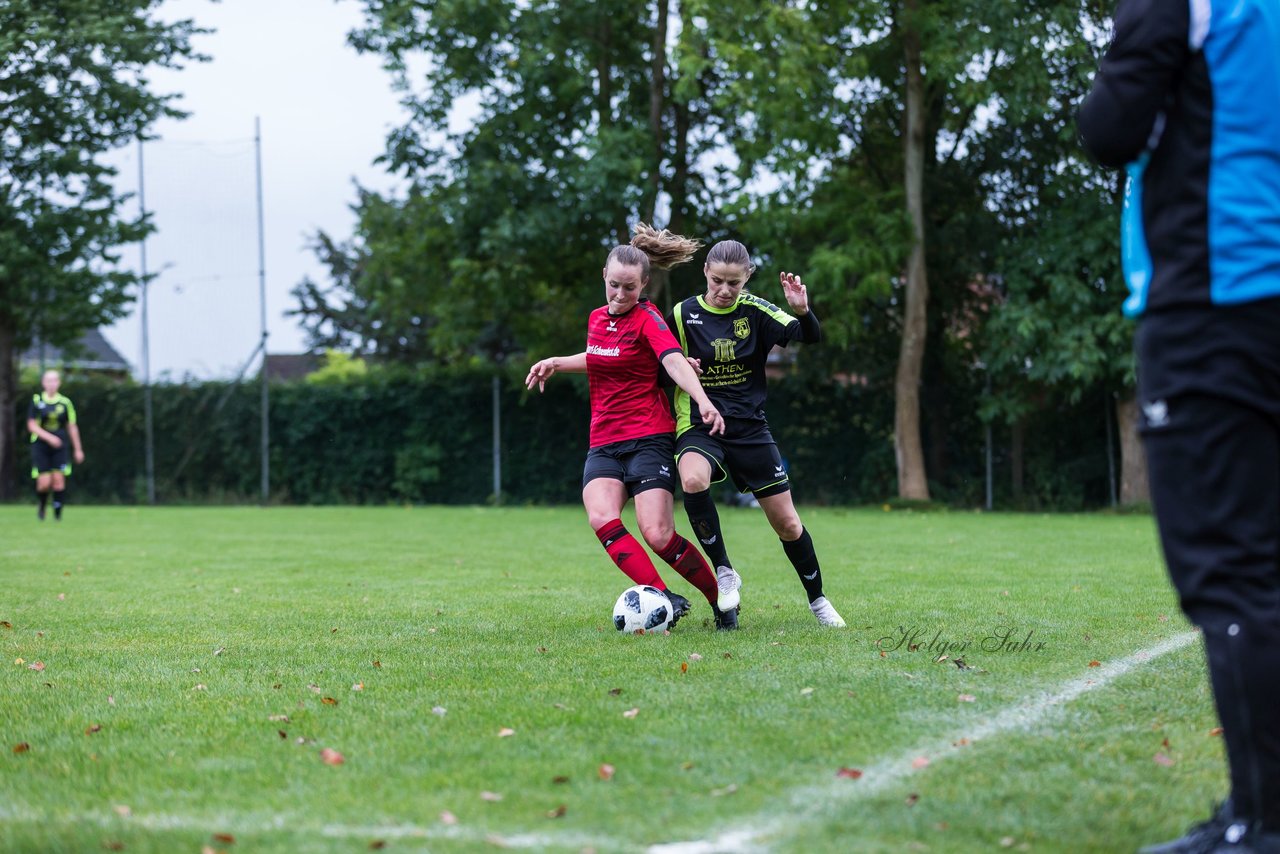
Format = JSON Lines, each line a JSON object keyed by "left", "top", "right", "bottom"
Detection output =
{"left": 585, "top": 509, "right": 616, "bottom": 532}
{"left": 680, "top": 472, "right": 710, "bottom": 493}
{"left": 773, "top": 515, "right": 804, "bottom": 541}
{"left": 638, "top": 520, "right": 674, "bottom": 550}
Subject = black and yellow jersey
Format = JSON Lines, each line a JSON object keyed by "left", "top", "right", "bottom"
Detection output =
{"left": 28, "top": 393, "right": 77, "bottom": 443}
{"left": 667, "top": 292, "right": 820, "bottom": 435}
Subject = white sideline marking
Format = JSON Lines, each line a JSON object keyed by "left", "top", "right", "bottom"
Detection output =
{"left": 649, "top": 630, "right": 1201, "bottom": 854}
{"left": 0, "top": 632, "right": 1200, "bottom": 853}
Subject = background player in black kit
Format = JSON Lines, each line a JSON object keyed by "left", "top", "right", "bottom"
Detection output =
{"left": 27, "top": 369, "right": 85, "bottom": 521}
{"left": 668, "top": 239, "right": 846, "bottom": 628}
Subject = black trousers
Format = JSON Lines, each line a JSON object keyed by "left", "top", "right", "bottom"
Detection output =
{"left": 1138, "top": 301, "right": 1280, "bottom": 830}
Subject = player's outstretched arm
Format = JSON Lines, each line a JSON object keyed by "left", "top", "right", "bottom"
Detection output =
{"left": 660, "top": 351, "right": 725, "bottom": 436}
{"left": 525, "top": 352, "right": 588, "bottom": 392}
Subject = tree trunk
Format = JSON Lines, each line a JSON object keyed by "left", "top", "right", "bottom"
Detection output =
{"left": 644, "top": 0, "right": 668, "bottom": 225}
{"left": 594, "top": 18, "right": 629, "bottom": 247}
{"left": 0, "top": 319, "right": 16, "bottom": 501}
{"left": 1116, "top": 395, "right": 1150, "bottom": 504}
{"left": 894, "top": 0, "right": 930, "bottom": 501}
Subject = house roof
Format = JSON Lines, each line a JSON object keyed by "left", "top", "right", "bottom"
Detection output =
{"left": 20, "top": 329, "right": 130, "bottom": 373}
{"left": 262, "top": 353, "right": 323, "bottom": 383}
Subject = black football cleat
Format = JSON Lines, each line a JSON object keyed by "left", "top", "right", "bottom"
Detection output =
{"left": 1139, "top": 801, "right": 1245, "bottom": 854}
{"left": 713, "top": 604, "right": 740, "bottom": 631}
{"left": 664, "top": 590, "right": 691, "bottom": 629}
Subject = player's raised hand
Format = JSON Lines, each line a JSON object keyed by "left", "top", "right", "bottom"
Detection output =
{"left": 525, "top": 358, "right": 555, "bottom": 392}
{"left": 780, "top": 271, "right": 809, "bottom": 314}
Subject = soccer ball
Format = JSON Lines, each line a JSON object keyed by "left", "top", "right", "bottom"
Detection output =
{"left": 612, "top": 585, "right": 674, "bottom": 634}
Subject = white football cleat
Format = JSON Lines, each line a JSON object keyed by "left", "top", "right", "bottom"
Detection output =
{"left": 809, "top": 596, "right": 846, "bottom": 628}
{"left": 715, "top": 565, "right": 742, "bottom": 611}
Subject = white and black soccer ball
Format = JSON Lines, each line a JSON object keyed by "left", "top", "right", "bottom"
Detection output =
{"left": 612, "top": 585, "right": 673, "bottom": 634}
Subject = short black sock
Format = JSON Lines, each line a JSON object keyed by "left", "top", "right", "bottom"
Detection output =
{"left": 782, "top": 527, "right": 824, "bottom": 602}
{"left": 683, "top": 489, "right": 732, "bottom": 568}
{"left": 53, "top": 490, "right": 65, "bottom": 519}
{"left": 37, "top": 491, "right": 49, "bottom": 511}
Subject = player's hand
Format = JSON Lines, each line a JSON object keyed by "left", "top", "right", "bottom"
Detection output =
{"left": 74, "top": 449, "right": 85, "bottom": 465}
{"left": 780, "top": 271, "right": 808, "bottom": 315}
{"left": 687, "top": 357, "right": 702, "bottom": 376}
{"left": 701, "top": 402, "right": 726, "bottom": 437}
{"left": 525, "top": 358, "right": 556, "bottom": 392}
{"left": 46, "top": 435, "right": 63, "bottom": 449}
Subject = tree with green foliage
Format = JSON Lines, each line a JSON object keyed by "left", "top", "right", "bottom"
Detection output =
{"left": 0, "top": 0, "right": 202, "bottom": 498}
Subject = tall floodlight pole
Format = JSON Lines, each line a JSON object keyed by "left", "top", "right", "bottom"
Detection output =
{"left": 255, "top": 117, "right": 270, "bottom": 504}
{"left": 139, "top": 139, "right": 156, "bottom": 505}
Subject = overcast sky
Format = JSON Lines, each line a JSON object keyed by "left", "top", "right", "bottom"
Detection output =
{"left": 104, "top": 0, "right": 407, "bottom": 380}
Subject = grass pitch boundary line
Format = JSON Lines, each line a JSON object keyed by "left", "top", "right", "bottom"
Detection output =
{"left": 649, "top": 629, "right": 1202, "bottom": 854}
{"left": 0, "top": 631, "right": 1200, "bottom": 853}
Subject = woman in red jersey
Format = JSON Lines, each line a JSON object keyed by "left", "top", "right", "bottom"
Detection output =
{"left": 526, "top": 226, "right": 736, "bottom": 630}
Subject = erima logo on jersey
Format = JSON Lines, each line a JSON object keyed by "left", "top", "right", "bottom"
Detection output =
{"left": 690, "top": 313, "right": 700, "bottom": 318}
{"left": 775, "top": 465, "right": 785, "bottom": 474}
{"left": 685, "top": 318, "right": 703, "bottom": 325}
{"left": 607, "top": 320, "right": 618, "bottom": 331}
{"left": 1142, "top": 399, "right": 1170, "bottom": 428}
{"left": 587, "top": 344, "right": 621, "bottom": 357}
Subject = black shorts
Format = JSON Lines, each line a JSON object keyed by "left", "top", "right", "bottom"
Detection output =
{"left": 583, "top": 435, "right": 676, "bottom": 496}
{"left": 31, "top": 439, "right": 70, "bottom": 478}
{"left": 676, "top": 425, "right": 790, "bottom": 498}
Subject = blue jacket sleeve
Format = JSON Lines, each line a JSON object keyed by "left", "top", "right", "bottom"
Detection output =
{"left": 1078, "top": 0, "right": 1190, "bottom": 168}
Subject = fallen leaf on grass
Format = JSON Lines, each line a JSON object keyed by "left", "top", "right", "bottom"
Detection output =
{"left": 193, "top": 684, "right": 207, "bottom": 691}
{"left": 958, "top": 694, "right": 976, "bottom": 703}
{"left": 710, "top": 784, "right": 738, "bottom": 797}
{"left": 268, "top": 715, "right": 290, "bottom": 723}
{"left": 480, "top": 791, "right": 503, "bottom": 802}
{"left": 28, "top": 662, "right": 45, "bottom": 672}
{"left": 935, "top": 655, "right": 948, "bottom": 664}
{"left": 552, "top": 775, "right": 569, "bottom": 784}
{"left": 688, "top": 653, "right": 702, "bottom": 661}
{"left": 536, "top": 646, "right": 547, "bottom": 653}
{"left": 211, "top": 833, "right": 235, "bottom": 844}
{"left": 85, "top": 724, "right": 102, "bottom": 735}
{"left": 497, "top": 728, "right": 516, "bottom": 738}
{"left": 800, "top": 687, "right": 814, "bottom": 696}
{"left": 277, "top": 730, "right": 287, "bottom": 739}
{"left": 113, "top": 805, "right": 131, "bottom": 817}
{"left": 1209, "top": 727, "right": 1224, "bottom": 737}
{"left": 213, "top": 647, "right": 225, "bottom": 657}
{"left": 912, "top": 757, "right": 930, "bottom": 769}
{"left": 1154, "top": 752, "right": 1175, "bottom": 767}
{"left": 431, "top": 706, "right": 447, "bottom": 716}
{"left": 953, "top": 658, "right": 970, "bottom": 670}
{"left": 308, "top": 684, "right": 322, "bottom": 694}
{"left": 372, "top": 660, "right": 382, "bottom": 669}
{"left": 108, "top": 696, "right": 115, "bottom": 706}
{"left": 369, "top": 841, "right": 386, "bottom": 850}
{"left": 104, "top": 842, "right": 124, "bottom": 851}
{"left": 598, "top": 764, "right": 615, "bottom": 781}
{"left": 836, "top": 767, "right": 863, "bottom": 779}
{"left": 13, "top": 743, "right": 30, "bottom": 754}
{"left": 723, "top": 653, "right": 733, "bottom": 659}
{"left": 57, "top": 593, "right": 65, "bottom": 601}
{"left": 622, "top": 708, "right": 639, "bottom": 719}
{"left": 1088, "top": 660, "right": 1101, "bottom": 668}
{"left": 320, "top": 748, "right": 345, "bottom": 766}
{"left": 351, "top": 682, "right": 364, "bottom": 692}
{"left": 608, "top": 688, "right": 622, "bottom": 696}
{"left": 906, "top": 793, "right": 920, "bottom": 807}
{"left": 15, "top": 658, "right": 24, "bottom": 665}
{"left": 321, "top": 697, "right": 338, "bottom": 706}
{"left": 1001, "top": 837, "right": 1016, "bottom": 848}
{"left": 546, "top": 805, "right": 567, "bottom": 818}
{"left": 953, "top": 738, "right": 971, "bottom": 747}
{"left": 439, "top": 811, "right": 458, "bottom": 825}
{"left": 1162, "top": 737, "right": 1170, "bottom": 749}
{"left": 1, "top": 621, "right": 11, "bottom": 629}
{"left": 681, "top": 662, "right": 688, "bottom": 674}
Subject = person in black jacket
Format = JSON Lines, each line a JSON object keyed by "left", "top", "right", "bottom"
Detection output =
{"left": 1080, "top": 1, "right": 1280, "bottom": 851}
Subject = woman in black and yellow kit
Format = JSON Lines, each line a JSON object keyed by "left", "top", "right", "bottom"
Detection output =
{"left": 667, "top": 240, "right": 846, "bottom": 627}
{"left": 27, "top": 370, "right": 84, "bottom": 520}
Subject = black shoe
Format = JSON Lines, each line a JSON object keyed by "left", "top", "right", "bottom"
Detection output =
{"left": 713, "top": 604, "right": 739, "bottom": 631}
{"left": 37, "top": 505, "right": 46, "bottom": 521}
{"left": 1141, "top": 802, "right": 1233, "bottom": 854}
{"left": 664, "top": 591, "right": 691, "bottom": 629}
{"left": 53, "top": 505, "right": 62, "bottom": 521}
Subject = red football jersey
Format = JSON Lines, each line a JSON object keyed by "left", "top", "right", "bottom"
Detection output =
{"left": 585, "top": 298, "right": 683, "bottom": 448}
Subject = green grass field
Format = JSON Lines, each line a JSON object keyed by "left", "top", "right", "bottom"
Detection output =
{"left": 1, "top": 505, "right": 1224, "bottom": 853}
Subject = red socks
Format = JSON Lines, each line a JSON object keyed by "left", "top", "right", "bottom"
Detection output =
{"left": 595, "top": 520, "right": 665, "bottom": 589}
{"left": 656, "top": 532, "right": 718, "bottom": 605}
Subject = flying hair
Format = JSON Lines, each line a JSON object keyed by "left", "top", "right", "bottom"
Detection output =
{"left": 604, "top": 222, "right": 704, "bottom": 278}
